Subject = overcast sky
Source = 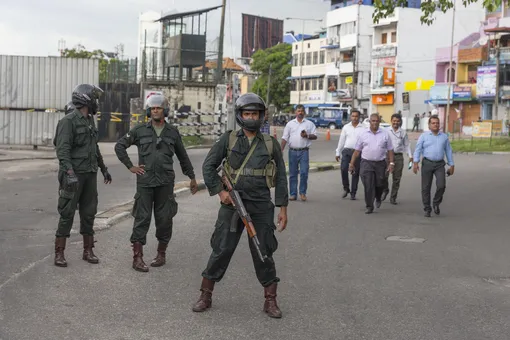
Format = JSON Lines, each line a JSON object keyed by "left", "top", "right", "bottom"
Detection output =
{"left": 0, "top": 0, "right": 329, "bottom": 59}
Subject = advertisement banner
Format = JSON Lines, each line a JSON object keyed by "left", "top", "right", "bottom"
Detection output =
{"left": 383, "top": 67, "right": 395, "bottom": 86}
{"left": 372, "top": 93, "right": 394, "bottom": 105}
{"left": 476, "top": 65, "right": 497, "bottom": 98}
{"left": 472, "top": 122, "right": 492, "bottom": 137}
{"left": 452, "top": 86, "right": 472, "bottom": 101}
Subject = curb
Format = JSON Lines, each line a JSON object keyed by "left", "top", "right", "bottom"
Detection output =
{"left": 93, "top": 180, "right": 207, "bottom": 231}
{"left": 453, "top": 151, "right": 510, "bottom": 155}
{"left": 0, "top": 145, "right": 213, "bottom": 162}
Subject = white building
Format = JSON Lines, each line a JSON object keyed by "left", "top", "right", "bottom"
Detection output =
{"left": 326, "top": 5, "right": 375, "bottom": 115}
{"left": 369, "top": 1, "right": 485, "bottom": 123}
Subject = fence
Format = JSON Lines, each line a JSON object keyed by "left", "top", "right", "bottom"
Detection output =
{"left": 0, "top": 110, "right": 64, "bottom": 146}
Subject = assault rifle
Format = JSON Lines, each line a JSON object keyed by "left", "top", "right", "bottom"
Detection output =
{"left": 217, "top": 164, "right": 268, "bottom": 263}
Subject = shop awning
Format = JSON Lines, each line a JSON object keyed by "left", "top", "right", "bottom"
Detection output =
{"left": 286, "top": 75, "right": 324, "bottom": 80}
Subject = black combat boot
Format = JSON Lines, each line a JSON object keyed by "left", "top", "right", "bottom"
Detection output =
{"left": 54, "top": 237, "right": 67, "bottom": 267}
{"left": 192, "top": 277, "right": 215, "bottom": 312}
{"left": 82, "top": 235, "right": 99, "bottom": 264}
{"left": 263, "top": 283, "right": 282, "bottom": 318}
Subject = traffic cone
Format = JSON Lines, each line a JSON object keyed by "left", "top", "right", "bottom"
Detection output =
{"left": 326, "top": 129, "right": 331, "bottom": 141}
{"left": 273, "top": 127, "right": 277, "bottom": 139}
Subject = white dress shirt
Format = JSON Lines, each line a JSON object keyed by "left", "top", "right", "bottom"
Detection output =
{"left": 385, "top": 126, "right": 412, "bottom": 158}
{"left": 282, "top": 118, "right": 317, "bottom": 149}
{"left": 335, "top": 122, "right": 365, "bottom": 156}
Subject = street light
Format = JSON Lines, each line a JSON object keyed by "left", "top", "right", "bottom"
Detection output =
{"left": 285, "top": 17, "right": 323, "bottom": 105}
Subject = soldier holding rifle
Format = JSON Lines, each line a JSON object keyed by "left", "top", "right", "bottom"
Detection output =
{"left": 192, "top": 93, "right": 288, "bottom": 318}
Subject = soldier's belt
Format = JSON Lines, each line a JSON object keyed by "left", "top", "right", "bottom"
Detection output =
{"left": 229, "top": 168, "right": 268, "bottom": 176}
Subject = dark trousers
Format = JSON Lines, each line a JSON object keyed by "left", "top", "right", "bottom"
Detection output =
{"left": 421, "top": 159, "right": 446, "bottom": 212}
{"left": 202, "top": 200, "right": 279, "bottom": 287}
{"left": 56, "top": 171, "right": 98, "bottom": 238}
{"left": 412, "top": 123, "right": 419, "bottom": 132}
{"left": 360, "top": 159, "right": 386, "bottom": 209}
{"left": 383, "top": 153, "right": 404, "bottom": 200}
{"left": 340, "top": 148, "right": 360, "bottom": 194}
{"left": 131, "top": 184, "right": 178, "bottom": 245}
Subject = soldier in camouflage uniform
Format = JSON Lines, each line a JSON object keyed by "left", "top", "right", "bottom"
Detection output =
{"left": 115, "top": 94, "right": 198, "bottom": 272}
{"left": 192, "top": 93, "right": 289, "bottom": 318}
{"left": 53, "top": 84, "right": 112, "bottom": 267}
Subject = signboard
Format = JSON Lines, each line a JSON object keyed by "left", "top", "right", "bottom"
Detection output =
{"left": 402, "top": 92, "right": 410, "bottom": 111}
{"left": 404, "top": 78, "right": 435, "bottom": 91}
{"left": 476, "top": 65, "right": 497, "bottom": 98}
{"left": 452, "top": 86, "right": 472, "bottom": 101}
{"left": 383, "top": 67, "right": 395, "bottom": 86}
{"left": 472, "top": 122, "right": 492, "bottom": 137}
{"left": 429, "top": 85, "right": 453, "bottom": 104}
{"left": 345, "top": 76, "right": 353, "bottom": 84}
{"left": 483, "top": 119, "right": 502, "bottom": 132}
{"left": 371, "top": 45, "right": 397, "bottom": 58}
{"left": 376, "top": 57, "right": 396, "bottom": 67}
{"left": 372, "top": 93, "right": 394, "bottom": 105}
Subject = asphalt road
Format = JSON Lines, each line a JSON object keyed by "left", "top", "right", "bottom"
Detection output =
{"left": 1, "top": 149, "right": 510, "bottom": 339}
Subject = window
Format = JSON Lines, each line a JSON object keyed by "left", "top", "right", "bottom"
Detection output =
{"left": 318, "top": 77, "right": 324, "bottom": 90}
{"left": 312, "top": 78, "right": 318, "bottom": 90}
{"left": 295, "top": 44, "right": 298, "bottom": 50}
{"left": 293, "top": 54, "right": 298, "bottom": 66}
{"left": 197, "top": 102, "right": 201, "bottom": 110}
{"left": 300, "top": 53, "right": 304, "bottom": 66}
{"left": 290, "top": 80, "right": 297, "bottom": 91}
{"left": 313, "top": 51, "right": 318, "bottom": 65}
{"left": 340, "top": 21, "right": 356, "bottom": 35}
{"left": 342, "top": 51, "right": 354, "bottom": 62}
{"left": 305, "top": 80, "right": 310, "bottom": 91}
{"left": 320, "top": 50, "right": 325, "bottom": 64}
{"left": 467, "top": 65, "right": 477, "bottom": 83}
{"left": 306, "top": 52, "right": 312, "bottom": 65}
{"left": 381, "top": 33, "right": 387, "bottom": 44}
{"left": 307, "top": 43, "right": 311, "bottom": 48}
{"left": 391, "top": 32, "right": 397, "bottom": 43}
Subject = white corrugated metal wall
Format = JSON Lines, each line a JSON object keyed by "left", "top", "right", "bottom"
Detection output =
{"left": 0, "top": 111, "right": 64, "bottom": 146}
{"left": 0, "top": 55, "right": 99, "bottom": 110}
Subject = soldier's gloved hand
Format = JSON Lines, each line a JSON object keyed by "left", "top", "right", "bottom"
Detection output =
{"left": 102, "top": 168, "right": 112, "bottom": 184}
{"left": 65, "top": 171, "right": 79, "bottom": 193}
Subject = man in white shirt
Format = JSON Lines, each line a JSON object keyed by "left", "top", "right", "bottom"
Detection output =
{"left": 381, "top": 113, "right": 413, "bottom": 205}
{"left": 335, "top": 109, "right": 364, "bottom": 200}
{"left": 281, "top": 105, "right": 317, "bottom": 201}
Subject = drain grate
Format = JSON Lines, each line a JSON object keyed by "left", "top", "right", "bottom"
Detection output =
{"left": 385, "top": 236, "right": 426, "bottom": 243}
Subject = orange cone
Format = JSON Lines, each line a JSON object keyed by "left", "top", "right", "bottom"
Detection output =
{"left": 326, "top": 129, "right": 331, "bottom": 141}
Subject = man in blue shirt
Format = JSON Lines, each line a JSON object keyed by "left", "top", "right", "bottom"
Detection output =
{"left": 413, "top": 115, "right": 454, "bottom": 217}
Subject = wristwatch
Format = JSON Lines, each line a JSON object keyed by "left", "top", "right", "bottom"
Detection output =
{"left": 389, "top": 162, "right": 395, "bottom": 166}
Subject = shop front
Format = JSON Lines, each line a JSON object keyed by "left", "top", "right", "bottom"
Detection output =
{"left": 452, "top": 84, "right": 480, "bottom": 131}
{"left": 372, "top": 92, "right": 394, "bottom": 122}
{"left": 371, "top": 45, "right": 397, "bottom": 120}
{"left": 476, "top": 65, "right": 497, "bottom": 120}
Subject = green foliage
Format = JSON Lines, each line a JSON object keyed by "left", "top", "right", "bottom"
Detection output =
{"left": 372, "top": 0, "right": 502, "bottom": 25}
{"left": 251, "top": 43, "right": 292, "bottom": 111}
{"left": 61, "top": 44, "right": 126, "bottom": 82}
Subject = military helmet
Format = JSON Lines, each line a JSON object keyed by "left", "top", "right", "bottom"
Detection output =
{"left": 71, "top": 84, "right": 103, "bottom": 115}
{"left": 64, "top": 101, "right": 75, "bottom": 115}
{"left": 145, "top": 93, "right": 169, "bottom": 117}
{"left": 235, "top": 93, "right": 266, "bottom": 132}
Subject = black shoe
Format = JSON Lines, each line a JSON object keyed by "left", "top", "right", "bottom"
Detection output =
{"left": 424, "top": 211, "right": 431, "bottom": 217}
{"left": 342, "top": 189, "right": 350, "bottom": 198}
{"left": 350, "top": 194, "right": 356, "bottom": 200}
{"left": 365, "top": 208, "right": 374, "bottom": 214}
{"left": 375, "top": 200, "right": 381, "bottom": 209}
{"left": 381, "top": 191, "right": 389, "bottom": 201}
{"left": 390, "top": 198, "right": 397, "bottom": 205}
{"left": 433, "top": 205, "right": 440, "bottom": 215}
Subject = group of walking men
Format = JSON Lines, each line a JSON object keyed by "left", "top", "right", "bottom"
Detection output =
{"left": 53, "top": 85, "right": 288, "bottom": 319}
{"left": 336, "top": 110, "right": 455, "bottom": 216}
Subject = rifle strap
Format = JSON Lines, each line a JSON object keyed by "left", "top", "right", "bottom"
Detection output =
{"left": 233, "top": 138, "right": 259, "bottom": 185}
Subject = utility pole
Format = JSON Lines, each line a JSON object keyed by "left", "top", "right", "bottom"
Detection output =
{"left": 445, "top": 2, "right": 456, "bottom": 134}
{"left": 215, "top": 0, "right": 227, "bottom": 84}
{"left": 495, "top": 37, "right": 501, "bottom": 120}
{"left": 352, "top": 4, "right": 361, "bottom": 110}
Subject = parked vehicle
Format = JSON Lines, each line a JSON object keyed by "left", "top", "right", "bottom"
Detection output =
{"left": 307, "top": 107, "right": 350, "bottom": 129}
{"left": 362, "top": 118, "right": 391, "bottom": 129}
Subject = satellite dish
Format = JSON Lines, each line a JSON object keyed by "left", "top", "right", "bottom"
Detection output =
{"left": 479, "top": 36, "right": 488, "bottom": 46}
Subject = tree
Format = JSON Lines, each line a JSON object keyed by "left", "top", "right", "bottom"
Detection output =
{"left": 372, "top": 0, "right": 502, "bottom": 25}
{"left": 251, "top": 43, "right": 292, "bottom": 112}
{"left": 61, "top": 44, "right": 127, "bottom": 82}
